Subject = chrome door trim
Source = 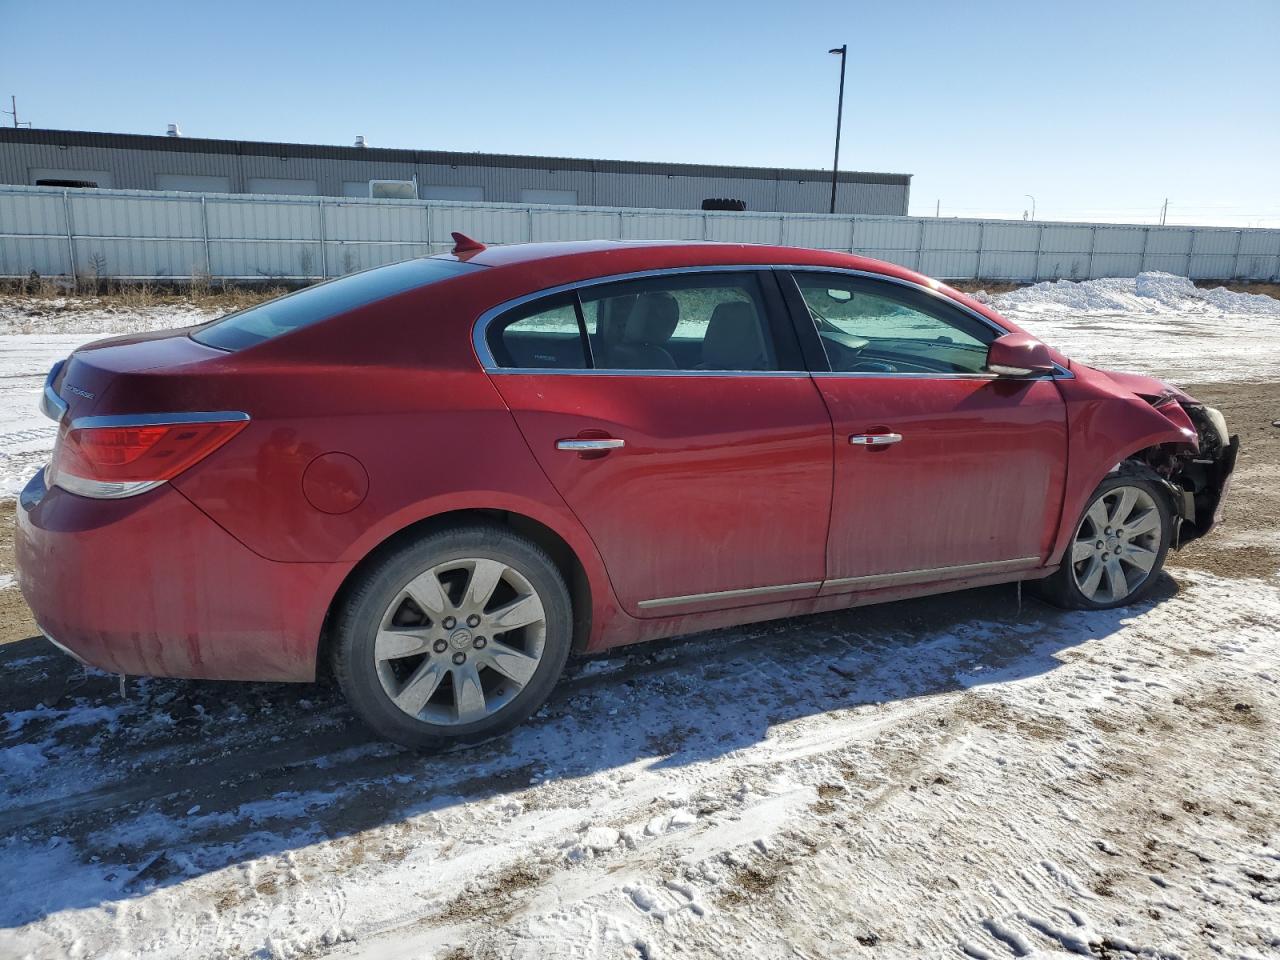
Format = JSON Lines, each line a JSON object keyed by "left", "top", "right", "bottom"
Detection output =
{"left": 821, "top": 556, "right": 1041, "bottom": 592}
{"left": 41, "top": 360, "right": 68, "bottom": 422}
{"left": 637, "top": 579, "right": 821, "bottom": 609}
{"left": 556, "top": 438, "right": 625, "bottom": 451}
{"left": 69, "top": 410, "right": 251, "bottom": 430}
{"left": 850, "top": 433, "right": 902, "bottom": 446}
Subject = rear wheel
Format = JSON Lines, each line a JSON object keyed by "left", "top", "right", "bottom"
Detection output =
{"left": 1036, "top": 469, "right": 1173, "bottom": 610}
{"left": 332, "top": 524, "right": 572, "bottom": 749}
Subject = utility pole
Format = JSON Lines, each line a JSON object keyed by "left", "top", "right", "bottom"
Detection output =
{"left": 1159, "top": 198, "right": 1168, "bottom": 226}
{"left": 828, "top": 44, "right": 847, "bottom": 215}
{"left": 3, "top": 96, "right": 31, "bottom": 128}
{"left": 935, "top": 198, "right": 940, "bottom": 217}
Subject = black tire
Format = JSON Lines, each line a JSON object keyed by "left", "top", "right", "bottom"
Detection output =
{"left": 1034, "top": 467, "right": 1174, "bottom": 610}
{"left": 332, "top": 524, "right": 572, "bottom": 749}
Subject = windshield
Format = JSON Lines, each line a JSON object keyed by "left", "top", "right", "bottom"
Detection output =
{"left": 192, "top": 258, "right": 480, "bottom": 351}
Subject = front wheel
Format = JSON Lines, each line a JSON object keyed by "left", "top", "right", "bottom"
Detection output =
{"left": 1036, "top": 469, "right": 1173, "bottom": 610}
{"left": 332, "top": 524, "right": 572, "bottom": 749}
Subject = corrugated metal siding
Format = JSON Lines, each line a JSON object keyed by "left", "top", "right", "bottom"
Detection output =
{"left": 1, "top": 185, "right": 1277, "bottom": 282}
{"left": 0, "top": 136, "right": 910, "bottom": 215}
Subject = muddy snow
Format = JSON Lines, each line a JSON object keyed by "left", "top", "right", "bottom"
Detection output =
{"left": 0, "top": 275, "right": 1278, "bottom": 960}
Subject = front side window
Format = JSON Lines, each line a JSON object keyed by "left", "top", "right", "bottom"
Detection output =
{"left": 792, "top": 273, "right": 996, "bottom": 375}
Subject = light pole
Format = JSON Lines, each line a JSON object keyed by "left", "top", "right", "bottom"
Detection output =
{"left": 828, "top": 44, "right": 847, "bottom": 214}
{"left": 1025, "top": 194, "right": 1036, "bottom": 220}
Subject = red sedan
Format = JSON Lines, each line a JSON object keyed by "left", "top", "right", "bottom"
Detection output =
{"left": 16, "top": 238, "right": 1238, "bottom": 748}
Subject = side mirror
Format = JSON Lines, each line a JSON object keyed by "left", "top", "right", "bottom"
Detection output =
{"left": 986, "top": 333, "right": 1056, "bottom": 377}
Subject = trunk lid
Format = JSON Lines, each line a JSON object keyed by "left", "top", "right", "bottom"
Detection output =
{"left": 51, "top": 330, "right": 228, "bottom": 421}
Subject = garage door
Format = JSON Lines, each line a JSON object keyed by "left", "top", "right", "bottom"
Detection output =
{"left": 156, "top": 173, "right": 232, "bottom": 193}
{"left": 247, "top": 177, "right": 319, "bottom": 196}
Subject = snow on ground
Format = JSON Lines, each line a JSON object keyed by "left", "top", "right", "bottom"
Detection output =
{"left": 0, "top": 276, "right": 1278, "bottom": 959}
{"left": 0, "top": 570, "right": 1276, "bottom": 959}
{"left": 0, "top": 296, "right": 222, "bottom": 496}
{"left": 986, "top": 272, "right": 1280, "bottom": 383}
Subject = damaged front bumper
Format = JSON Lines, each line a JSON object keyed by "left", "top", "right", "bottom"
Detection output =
{"left": 1175, "top": 403, "right": 1239, "bottom": 543}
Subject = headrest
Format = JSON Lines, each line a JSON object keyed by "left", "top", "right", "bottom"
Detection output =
{"left": 703, "top": 301, "right": 766, "bottom": 370}
{"left": 622, "top": 293, "right": 680, "bottom": 345}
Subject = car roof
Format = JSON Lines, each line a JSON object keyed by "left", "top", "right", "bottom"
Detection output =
{"left": 427, "top": 240, "right": 1025, "bottom": 338}
{"left": 434, "top": 238, "right": 911, "bottom": 275}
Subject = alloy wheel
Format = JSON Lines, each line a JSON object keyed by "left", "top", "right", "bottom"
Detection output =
{"left": 374, "top": 558, "right": 547, "bottom": 725}
{"left": 1070, "top": 484, "right": 1163, "bottom": 604}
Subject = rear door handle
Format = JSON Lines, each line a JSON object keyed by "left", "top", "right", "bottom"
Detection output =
{"left": 849, "top": 433, "right": 902, "bottom": 446}
{"left": 556, "top": 438, "right": 625, "bottom": 451}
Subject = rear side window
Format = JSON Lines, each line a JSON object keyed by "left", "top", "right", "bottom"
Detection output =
{"left": 192, "top": 258, "right": 478, "bottom": 351}
{"left": 486, "top": 294, "right": 588, "bottom": 369}
{"left": 581, "top": 273, "right": 778, "bottom": 371}
{"left": 485, "top": 271, "right": 795, "bottom": 372}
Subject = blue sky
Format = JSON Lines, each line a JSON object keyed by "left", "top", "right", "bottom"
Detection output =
{"left": 4, "top": 0, "right": 1278, "bottom": 226}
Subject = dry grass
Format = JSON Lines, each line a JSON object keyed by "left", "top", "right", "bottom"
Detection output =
{"left": 0, "top": 276, "right": 294, "bottom": 311}
{"left": 1199, "top": 281, "right": 1280, "bottom": 300}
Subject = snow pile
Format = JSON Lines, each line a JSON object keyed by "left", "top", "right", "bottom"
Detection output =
{"left": 994, "top": 271, "right": 1280, "bottom": 316}
{"left": 990, "top": 273, "right": 1280, "bottom": 382}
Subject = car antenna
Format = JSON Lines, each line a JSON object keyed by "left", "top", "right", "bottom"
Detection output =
{"left": 451, "top": 232, "right": 486, "bottom": 255}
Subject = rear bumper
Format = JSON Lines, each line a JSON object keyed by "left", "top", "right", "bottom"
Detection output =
{"left": 15, "top": 471, "right": 341, "bottom": 682}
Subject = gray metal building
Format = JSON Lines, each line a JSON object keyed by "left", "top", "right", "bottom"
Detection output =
{"left": 0, "top": 128, "right": 910, "bottom": 216}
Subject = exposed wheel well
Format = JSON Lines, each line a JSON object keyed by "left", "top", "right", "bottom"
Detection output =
{"left": 316, "top": 509, "right": 593, "bottom": 680}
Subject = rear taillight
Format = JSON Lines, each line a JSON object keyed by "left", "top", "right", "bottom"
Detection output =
{"left": 48, "top": 413, "right": 248, "bottom": 499}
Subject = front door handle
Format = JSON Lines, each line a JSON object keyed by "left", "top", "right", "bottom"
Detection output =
{"left": 849, "top": 433, "right": 902, "bottom": 446}
{"left": 556, "top": 438, "right": 625, "bottom": 451}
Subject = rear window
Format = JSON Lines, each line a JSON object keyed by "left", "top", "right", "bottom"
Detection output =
{"left": 191, "top": 258, "right": 479, "bottom": 351}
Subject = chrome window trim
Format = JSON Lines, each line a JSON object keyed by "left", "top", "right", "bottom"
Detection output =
{"left": 472, "top": 263, "right": 1073, "bottom": 380}
{"left": 69, "top": 410, "right": 251, "bottom": 431}
{"left": 473, "top": 264, "right": 804, "bottom": 374}
{"left": 41, "top": 360, "right": 68, "bottom": 422}
{"left": 485, "top": 368, "right": 815, "bottom": 378}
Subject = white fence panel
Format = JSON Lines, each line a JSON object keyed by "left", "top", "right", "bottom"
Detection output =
{"left": 0, "top": 190, "right": 70, "bottom": 236}
{"left": 532, "top": 209, "right": 623, "bottom": 242}
{"left": 853, "top": 217, "right": 919, "bottom": 253}
{"left": 1, "top": 185, "right": 1277, "bottom": 282}
{"left": 69, "top": 192, "right": 203, "bottom": 240}
{"left": 0, "top": 236, "right": 70, "bottom": 276}
{"left": 206, "top": 196, "right": 320, "bottom": 241}
{"left": 322, "top": 242, "right": 432, "bottom": 275}
{"left": 704, "top": 214, "right": 784, "bottom": 244}
{"left": 1093, "top": 226, "right": 1146, "bottom": 254}
{"left": 324, "top": 200, "right": 428, "bottom": 243}
{"left": 73, "top": 237, "right": 205, "bottom": 279}
{"left": 621, "top": 212, "right": 704, "bottom": 241}
{"left": 1091, "top": 253, "right": 1144, "bottom": 277}
{"left": 429, "top": 205, "right": 530, "bottom": 245}
{"left": 781, "top": 217, "right": 852, "bottom": 250}
{"left": 922, "top": 220, "right": 983, "bottom": 251}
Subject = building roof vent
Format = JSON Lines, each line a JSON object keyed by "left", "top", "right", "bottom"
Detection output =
{"left": 354, "top": 135, "right": 367, "bottom": 148}
{"left": 167, "top": 123, "right": 182, "bottom": 137}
